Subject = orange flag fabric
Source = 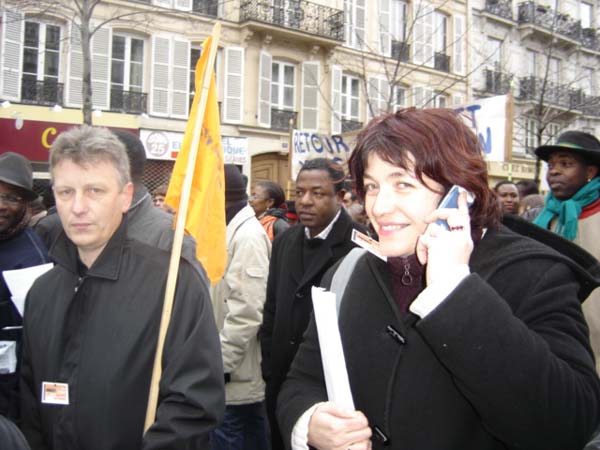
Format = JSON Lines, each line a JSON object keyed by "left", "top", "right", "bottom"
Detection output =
{"left": 165, "top": 36, "right": 226, "bottom": 284}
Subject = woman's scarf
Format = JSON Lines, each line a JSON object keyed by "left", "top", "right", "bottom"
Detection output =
{"left": 533, "top": 177, "right": 600, "bottom": 240}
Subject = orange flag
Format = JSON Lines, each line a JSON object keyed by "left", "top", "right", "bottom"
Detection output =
{"left": 165, "top": 36, "right": 226, "bottom": 284}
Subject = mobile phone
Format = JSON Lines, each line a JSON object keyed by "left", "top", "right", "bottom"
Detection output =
{"left": 434, "top": 185, "right": 474, "bottom": 230}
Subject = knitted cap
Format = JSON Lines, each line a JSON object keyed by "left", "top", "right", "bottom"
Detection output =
{"left": 224, "top": 164, "right": 247, "bottom": 202}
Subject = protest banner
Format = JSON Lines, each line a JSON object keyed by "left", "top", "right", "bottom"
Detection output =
{"left": 290, "top": 130, "right": 355, "bottom": 179}
{"left": 455, "top": 94, "right": 513, "bottom": 162}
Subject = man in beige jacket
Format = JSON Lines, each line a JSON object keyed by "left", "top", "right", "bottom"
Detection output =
{"left": 210, "top": 165, "right": 271, "bottom": 450}
{"left": 534, "top": 131, "right": 600, "bottom": 373}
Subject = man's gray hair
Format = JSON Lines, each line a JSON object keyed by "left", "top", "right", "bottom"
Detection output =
{"left": 50, "top": 125, "right": 131, "bottom": 187}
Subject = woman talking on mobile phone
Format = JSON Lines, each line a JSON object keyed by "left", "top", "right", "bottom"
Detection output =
{"left": 276, "top": 108, "right": 600, "bottom": 450}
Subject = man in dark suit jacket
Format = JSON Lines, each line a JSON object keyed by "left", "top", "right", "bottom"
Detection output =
{"left": 260, "top": 158, "right": 364, "bottom": 450}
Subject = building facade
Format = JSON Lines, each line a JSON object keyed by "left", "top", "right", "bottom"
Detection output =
{"left": 0, "top": 0, "right": 470, "bottom": 192}
{"left": 470, "top": 0, "right": 600, "bottom": 183}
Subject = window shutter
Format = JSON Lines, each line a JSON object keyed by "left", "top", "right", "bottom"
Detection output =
{"left": 367, "top": 76, "right": 377, "bottom": 120}
{"left": 356, "top": 0, "right": 366, "bottom": 49}
{"left": 379, "top": 78, "right": 389, "bottom": 114}
{"left": 174, "top": 0, "right": 192, "bottom": 11}
{"left": 151, "top": 36, "right": 170, "bottom": 116}
{"left": 91, "top": 27, "right": 111, "bottom": 110}
{"left": 413, "top": 86, "right": 433, "bottom": 107}
{"left": 452, "top": 94, "right": 464, "bottom": 107}
{"left": 453, "top": 14, "right": 465, "bottom": 75}
{"left": 257, "top": 50, "right": 272, "bottom": 128}
{"left": 301, "top": 61, "right": 319, "bottom": 131}
{"left": 1, "top": 11, "right": 23, "bottom": 101}
{"left": 331, "top": 65, "right": 342, "bottom": 134}
{"left": 413, "top": 0, "right": 433, "bottom": 67}
{"left": 224, "top": 46, "right": 244, "bottom": 124}
{"left": 66, "top": 23, "right": 83, "bottom": 107}
{"left": 171, "top": 39, "right": 190, "bottom": 118}
{"left": 379, "top": 0, "right": 391, "bottom": 56}
{"left": 368, "top": 76, "right": 389, "bottom": 118}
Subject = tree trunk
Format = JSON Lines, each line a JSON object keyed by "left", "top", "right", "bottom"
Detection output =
{"left": 80, "top": 1, "right": 93, "bottom": 125}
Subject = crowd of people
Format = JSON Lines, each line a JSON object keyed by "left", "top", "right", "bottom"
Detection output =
{"left": 1, "top": 108, "right": 600, "bottom": 450}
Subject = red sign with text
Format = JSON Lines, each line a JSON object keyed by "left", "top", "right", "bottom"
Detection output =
{"left": 0, "top": 118, "right": 137, "bottom": 162}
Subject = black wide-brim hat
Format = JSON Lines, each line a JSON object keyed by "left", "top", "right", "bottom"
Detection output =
{"left": 0, "top": 152, "right": 37, "bottom": 201}
{"left": 535, "top": 131, "right": 600, "bottom": 167}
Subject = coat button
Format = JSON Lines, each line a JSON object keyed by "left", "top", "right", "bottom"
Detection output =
{"left": 295, "top": 292, "right": 304, "bottom": 299}
{"left": 373, "top": 425, "right": 390, "bottom": 445}
{"left": 289, "top": 339, "right": 296, "bottom": 345}
{"left": 386, "top": 325, "right": 406, "bottom": 345}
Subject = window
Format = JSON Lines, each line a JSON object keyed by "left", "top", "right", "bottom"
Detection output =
{"left": 581, "top": 1, "right": 593, "bottom": 28}
{"left": 545, "top": 123, "right": 560, "bottom": 143}
{"left": 341, "top": 74, "right": 360, "bottom": 120}
{"left": 526, "top": 49, "right": 538, "bottom": 77}
{"left": 111, "top": 34, "right": 144, "bottom": 111}
{"left": 434, "top": 91, "right": 448, "bottom": 108}
{"left": 394, "top": 85, "right": 407, "bottom": 111}
{"left": 21, "top": 21, "right": 61, "bottom": 104}
{"left": 345, "top": 0, "right": 366, "bottom": 49}
{"left": 392, "top": 0, "right": 408, "bottom": 42}
{"left": 487, "top": 37, "right": 502, "bottom": 69}
{"left": 271, "top": 61, "right": 295, "bottom": 111}
{"left": 434, "top": 12, "right": 448, "bottom": 54}
{"left": 548, "top": 57, "right": 560, "bottom": 85}
{"left": 525, "top": 118, "right": 537, "bottom": 151}
{"left": 581, "top": 67, "right": 594, "bottom": 95}
{"left": 189, "top": 47, "right": 201, "bottom": 106}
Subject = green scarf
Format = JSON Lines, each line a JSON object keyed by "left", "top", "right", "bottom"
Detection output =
{"left": 534, "top": 176, "right": 600, "bottom": 240}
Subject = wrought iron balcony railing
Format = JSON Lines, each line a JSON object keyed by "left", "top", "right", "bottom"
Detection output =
{"left": 484, "top": 68, "right": 513, "bottom": 95}
{"left": 110, "top": 89, "right": 147, "bottom": 114}
{"left": 517, "top": 1, "right": 581, "bottom": 41}
{"left": 239, "top": 0, "right": 344, "bottom": 41}
{"left": 434, "top": 52, "right": 450, "bottom": 72}
{"left": 517, "top": 76, "right": 583, "bottom": 109}
{"left": 391, "top": 40, "right": 410, "bottom": 62}
{"left": 581, "top": 95, "right": 600, "bottom": 117}
{"left": 271, "top": 108, "right": 297, "bottom": 131}
{"left": 341, "top": 118, "right": 362, "bottom": 133}
{"left": 581, "top": 27, "right": 600, "bottom": 52}
{"left": 193, "top": 0, "right": 218, "bottom": 17}
{"left": 484, "top": 0, "right": 513, "bottom": 21}
{"left": 21, "top": 78, "right": 63, "bottom": 106}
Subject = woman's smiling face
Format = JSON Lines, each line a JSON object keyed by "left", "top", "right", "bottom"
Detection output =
{"left": 364, "top": 153, "right": 443, "bottom": 257}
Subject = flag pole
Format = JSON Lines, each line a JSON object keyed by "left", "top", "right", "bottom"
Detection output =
{"left": 143, "top": 21, "right": 222, "bottom": 433}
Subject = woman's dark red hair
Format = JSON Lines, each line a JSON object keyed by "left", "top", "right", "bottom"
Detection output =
{"left": 348, "top": 108, "right": 501, "bottom": 240}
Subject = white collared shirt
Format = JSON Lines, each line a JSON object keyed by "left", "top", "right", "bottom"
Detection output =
{"left": 304, "top": 209, "right": 342, "bottom": 240}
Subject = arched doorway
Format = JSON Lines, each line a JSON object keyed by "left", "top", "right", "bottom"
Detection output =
{"left": 251, "top": 152, "right": 291, "bottom": 197}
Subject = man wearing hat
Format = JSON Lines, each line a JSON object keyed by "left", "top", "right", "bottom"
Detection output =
{"left": 210, "top": 165, "right": 271, "bottom": 450}
{"left": 0, "top": 152, "right": 49, "bottom": 421}
{"left": 534, "top": 130, "right": 600, "bottom": 371}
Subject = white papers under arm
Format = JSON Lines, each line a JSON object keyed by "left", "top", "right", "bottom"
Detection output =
{"left": 2, "top": 263, "right": 53, "bottom": 317}
{"left": 311, "top": 286, "right": 354, "bottom": 410}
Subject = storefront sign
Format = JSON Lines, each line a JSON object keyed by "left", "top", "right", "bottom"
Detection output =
{"left": 0, "top": 118, "right": 137, "bottom": 162}
{"left": 141, "top": 129, "right": 248, "bottom": 165}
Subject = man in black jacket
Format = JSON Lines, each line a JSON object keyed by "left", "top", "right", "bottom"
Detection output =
{"left": 259, "top": 158, "right": 364, "bottom": 450}
{"left": 20, "top": 125, "right": 224, "bottom": 450}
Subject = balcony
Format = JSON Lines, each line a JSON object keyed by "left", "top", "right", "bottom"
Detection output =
{"left": 484, "top": 68, "right": 513, "bottom": 95}
{"left": 391, "top": 40, "right": 410, "bottom": 62}
{"left": 193, "top": 0, "right": 218, "bottom": 17}
{"left": 581, "top": 95, "right": 600, "bottom": 117}
{"left": 517, "top": 76, "right": 583, "bottom": 110}
{"left": 341, "top": 119, "right": 362, "bottom": 133}
{"left": 581, "top": 28, "right": 600, "bottom": 52}
{"left": 239, "top": 0, "right": 344, "bottom": 42}
{"left": 271, "top": 108, "right": 297, "bottom": 131}
{"left": 484, "top": 0, "right": 513, "bottom": 21}
{"left": 110, "top": 89, "right": 147, "bottom": 114}
{"left": 21, "top": 78, "right": 63, "bottom": 106}
{"left": 434, "top": 52, "right": 450, "bottom": 72}
{"left": 518, "top": 2, "right": 581, "bottom": 42}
